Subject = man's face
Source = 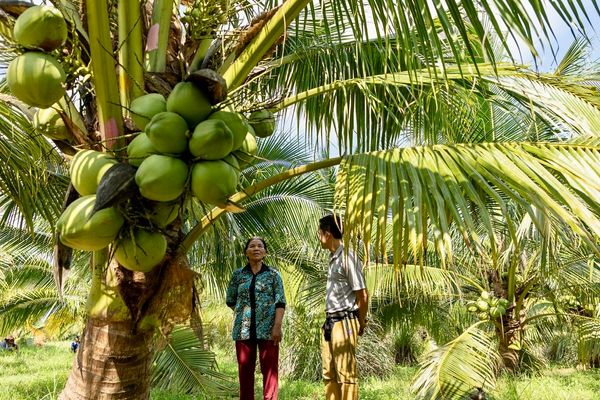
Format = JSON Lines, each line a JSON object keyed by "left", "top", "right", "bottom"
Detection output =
{"left": 317, "top": 228, "right": 330, "bottom": 249}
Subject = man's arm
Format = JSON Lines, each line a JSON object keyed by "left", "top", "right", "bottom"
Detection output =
{"left": 354, "top": 288, "right": 369, "bottom": 335}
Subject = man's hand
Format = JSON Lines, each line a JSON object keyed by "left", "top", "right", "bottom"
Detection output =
{"left": 358, "top": 319, "right": 367, "bottom": 336}
{"left": 271, "top": 323, "right": 283, "bottom": 344}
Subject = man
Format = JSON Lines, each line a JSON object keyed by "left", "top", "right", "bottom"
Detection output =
{"left": 318, "top": 214, "right": 368, "bottom": 400}
{"left": 70, "top": 335, "right": 80, "bottom": 353}
{"left": 0, "top": 335, "right": 18, "bottom": 351}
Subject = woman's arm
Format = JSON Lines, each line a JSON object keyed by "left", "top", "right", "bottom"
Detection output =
{"left": 271, "top": 307, "right": 284, "bottom": 343}
{"left": 225, "top": 271, "right": 238, "bottom": 310}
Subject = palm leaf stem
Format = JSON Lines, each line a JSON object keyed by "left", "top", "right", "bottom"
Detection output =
{"left": 221, "top": 0, "right": 311, "bottom": 90}
{"left": 180, "top": 156, "right": 342, "bottom": 253}
{"left": 274, "top": 63, "right": 520, "bottom": 111}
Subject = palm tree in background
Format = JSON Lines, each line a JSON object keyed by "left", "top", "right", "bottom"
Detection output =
{"left": 0, "top": 1, "right": 599, "bottom": 399}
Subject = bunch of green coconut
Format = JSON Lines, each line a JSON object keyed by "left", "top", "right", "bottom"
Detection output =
{"left": 466, "top": 291, "right": 510, "bottom": 320}
{"left": 7, "top": 5, "right": 73, "bottom": 141}
{"left": 57, "top": 78, "right": 275, "bottom": 273}
{"left": 6, "top": 5, "right": 277, "bottom": 274}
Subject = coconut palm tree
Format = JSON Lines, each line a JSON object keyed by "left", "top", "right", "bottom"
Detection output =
{"left": 0, "top": 1, "right": 599, "bottom": 399}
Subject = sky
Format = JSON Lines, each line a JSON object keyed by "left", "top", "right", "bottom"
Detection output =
{"left": 507, "top": 0, "right": 600, "bottom": 71}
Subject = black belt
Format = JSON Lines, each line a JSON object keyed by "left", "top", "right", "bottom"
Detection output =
{"left": 326, "top": 309, "right": 359, "bottom": 320}
{"left": 322, "top": 309, "right": 358, "bottom": 341}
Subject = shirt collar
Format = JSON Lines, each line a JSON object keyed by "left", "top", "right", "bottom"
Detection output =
{"left": 243, "top": 263, "right": 270, "bottom": 275}
{"left": 330, "top": 244, "right": 344, "bottom": 261}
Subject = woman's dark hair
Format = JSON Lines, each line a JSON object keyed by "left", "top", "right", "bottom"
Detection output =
{"left": 244, "top": 236, "right": 267, "bottom": 252}
{"left": 319, "top": 214, "right": 343, "bottom": 239}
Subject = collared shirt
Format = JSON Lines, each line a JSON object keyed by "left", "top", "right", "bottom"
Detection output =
{"left": 325, "top": 244, "right": 366, "bottom": 313}
{"left": 226, "top": 264, "right": 286, "bottom": 341}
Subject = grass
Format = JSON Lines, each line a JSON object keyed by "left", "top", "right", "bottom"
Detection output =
{"left": 2, "top": 342, "right": 600, "bottom": 399}
{"left": 0, "top": 341, "right": 72, "bottom": 400}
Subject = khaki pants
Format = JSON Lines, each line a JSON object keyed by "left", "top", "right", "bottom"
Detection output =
{"left": 321, "top": 318, "right": 359, "bottom": 400}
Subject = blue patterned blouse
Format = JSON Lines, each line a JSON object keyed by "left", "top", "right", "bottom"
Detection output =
{"left": 226, "top": 264, "right": 286, "bottom": 341}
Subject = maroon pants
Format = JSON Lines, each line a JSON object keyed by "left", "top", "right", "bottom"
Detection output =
{"left": 235, "top": 339, "right": 279, "bottom": 400}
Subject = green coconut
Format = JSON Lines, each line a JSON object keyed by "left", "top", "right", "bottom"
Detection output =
{"left": 135, "top": 155, "right": 188, "bottom": 201}
{"left": 127, "top": 133, "right": 156, "bottom": 167}
{"left": 70, "top": 150, "right": 118, "bottom": 195}
{"left": 115, "top": 229, "right": 167, "bottom": 273}
{"left": 189, "top": 119, "right": 233, "bottom": 160}
{"left": 222, "top": 154, "right": 240, "bottom": 180}
{"left": 233, "top": 130, "right": 257, "bottom": 168}
{"left": 148, "top": 202, "right": 180, "bottom": 228}
{"left": 57, "top": 195, "right": 124, "bottom": 251}
{"left": 148, "top": 201, "right": 180, "bottom": 228}
{"left": 130, "top": 93, "right": 167, "bottom": 130}
{"left": 7, "top": 52, "right": 66, "bottom": 108}
{"left": 191, "top": 160, "right": 238, "bottom": 206}
{"left": 166, "top": 82, "right": 212, "bottom": 128}
{"left": 13, "top": 5, "right": 67, "bottom": 51}
{"left": 33, "top": 107, "right": 68, "bottom": 140}
{"left": 249, "top": 109, "right": 276, "bottom": 138}
{"left": 208, "top": 111, "right": 249, "bottom": 150}
{"left": 145, "top": 111, "right": 189, "bottom": 154}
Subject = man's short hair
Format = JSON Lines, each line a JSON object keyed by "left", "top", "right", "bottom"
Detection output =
{"left": 319, "top": 214, "right": 343, "bottom": 239}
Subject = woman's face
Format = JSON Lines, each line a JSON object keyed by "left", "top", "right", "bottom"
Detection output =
{"left": 246, "top": 238, "right": 267, "bottom": 262}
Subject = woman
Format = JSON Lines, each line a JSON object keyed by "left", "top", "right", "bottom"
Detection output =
{"left": 226, "top": 237, "right": 286, "bottom": 400}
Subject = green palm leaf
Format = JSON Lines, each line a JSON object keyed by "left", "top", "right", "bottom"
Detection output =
{"left": 152, "top": 326, "right": 236, "bottom": 395}
{"left": 576, "top": 317, "right": 600, "bottom": 366}
{"left": 336, "top": 143, "right": 600, "bottom": 267}
{"left": 411, "top": 323, "right": 500, "bottom": 400}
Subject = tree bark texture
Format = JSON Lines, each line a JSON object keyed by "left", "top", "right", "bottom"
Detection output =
{"left": 59, "top": 318, "right": 154, "bottom": 400}
{"left": 60, "top": 248, "right": 195, "bottom": 399}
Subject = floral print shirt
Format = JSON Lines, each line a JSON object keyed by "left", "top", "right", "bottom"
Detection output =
{"left": 226, "top": 264, "right": 286, "bottom": 341}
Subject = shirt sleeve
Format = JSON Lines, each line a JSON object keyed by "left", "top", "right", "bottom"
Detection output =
{"left": 225, "top": 270, "right": 238, "bottom": 309}
{"left": 345, "top": 251, "right": 367, "bottom": 290}
{"left": 273, "top": 271, "right": 286, "bottom": 309}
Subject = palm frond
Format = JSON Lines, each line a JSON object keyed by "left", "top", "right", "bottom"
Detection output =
{"left": 411, "top": 323, "right": 500, "bottom": 400}
{"left": 152, "top": 326, "right": 236, "bottom": 396}
{"left": 576, "top": 317, "right": 600, "bottom": 366}
{"left": 0, "top": 99, "right": 68, "bottom": 229}
{"left": 554, "top": 38, "right": 590, "bottom": 76}
{"left": 367, "top": 263, "right": 464, "bottom": 303}
{"left": 336, "top": 143, "right": 600, "bottom": 267}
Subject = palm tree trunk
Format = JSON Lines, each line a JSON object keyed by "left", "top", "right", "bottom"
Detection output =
{"left": 496, "top": 306, "right": 523, "bottom": 371}
{"left": 59, "top": 242, "right": 194, "bottom": 399}
{"left": 59, "top": 318, "right": 154, "bottom": 400}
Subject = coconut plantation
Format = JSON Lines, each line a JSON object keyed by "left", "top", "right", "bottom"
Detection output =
{"left": 1, "top": 1, "right": 600, "bottom": 400}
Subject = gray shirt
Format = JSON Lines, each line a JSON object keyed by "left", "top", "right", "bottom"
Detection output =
{"left": 325, "top": 244, "right": 367, "bottom": 313}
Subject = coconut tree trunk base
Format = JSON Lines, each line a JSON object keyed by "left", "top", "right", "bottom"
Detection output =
{"left": 59, "top": 318, "right": 154, "bottom": 400}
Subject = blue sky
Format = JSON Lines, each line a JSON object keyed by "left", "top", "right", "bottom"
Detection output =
{"left": 511, "top": 0, "right": 600, "bottom": 71}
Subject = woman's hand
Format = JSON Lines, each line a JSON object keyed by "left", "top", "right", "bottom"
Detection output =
{"left": 271, "top": 323, "right": 283, "bottom": 344}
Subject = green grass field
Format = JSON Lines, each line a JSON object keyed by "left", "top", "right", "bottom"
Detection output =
{"left": 2, "top": 342, "right": 600, "bottom": 400}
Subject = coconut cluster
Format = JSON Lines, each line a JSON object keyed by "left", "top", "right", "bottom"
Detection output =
{"left": 127, "top": 77, "right": 270, "bottom": 208}
{"left": 13, "top": 6, "right": 278, "bottom": 274}
{"left": 466, "top": 291, "right": 510, "bottom": 320}
{"left": 8, "top": 5, "right": 68, "bottom": 137}
{"left": 6, "top": 6, "right": 67, "bottom": 108}
{"left": 57, "top": 71, "right": 274, "bottom": 274}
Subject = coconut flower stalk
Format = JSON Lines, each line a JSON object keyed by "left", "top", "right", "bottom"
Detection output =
{"left": 86, "top": 0, "right": 124, "bottom": 149}
{"left": 144, "top": 0, "right": 175, "bottom": 72}
{"left": 118, "top": 0, "right": 144, "bottom": 111}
